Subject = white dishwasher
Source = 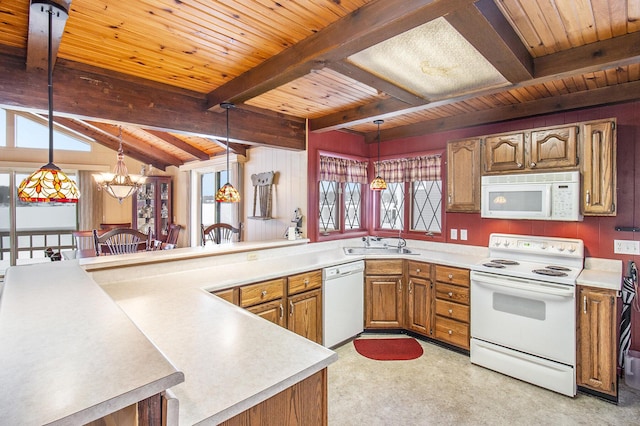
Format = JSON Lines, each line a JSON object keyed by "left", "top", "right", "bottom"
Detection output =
{"left": 323, "top": 260, "right": 365, "bottom": 348}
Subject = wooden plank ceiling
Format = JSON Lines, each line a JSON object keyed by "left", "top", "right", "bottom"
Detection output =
{"left": 0, "top": 0, "right": 639, "bottom": 169}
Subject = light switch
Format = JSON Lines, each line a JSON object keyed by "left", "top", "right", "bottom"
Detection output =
{"left": 460, "top": 229, "right": 468, "bottom": 241}
{"left": 450, "top": 229, "right": 458, "bottom": 240}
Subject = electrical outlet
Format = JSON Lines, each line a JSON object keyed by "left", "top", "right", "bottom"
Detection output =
{"left": 614, "top": 240, "right": 640, "bottom": 254}
{"left": 460, "top": 229, "right": 468, "bottom": 241}
{"left": 450, "top": 229, "right": 458, "bottom": 240}
{"left": 247, "top": 252, "right": 259, "bottom": 261}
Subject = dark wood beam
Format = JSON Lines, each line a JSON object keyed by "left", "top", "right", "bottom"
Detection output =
{"left": 205, "top": 0, "right": 478, "bottom": 108}
{"left": 26, "top": 0, "right": 71, "bottom": 71}
{"left": 54, "top": 117, "right": 170, "bottom": 170}
{"left": 446, "top": 0, "right": 533, "bottom": 83}
{"left": 0, "top": 54, "right": 306, "bottom": 151}
{"left": 534, "top": 31, "right": 640, "bottom": 78}
{"left": 144, "top": 129, "right": 210, "bottom": 161}
{"left": 376, "top": 79, "right": 640, "bottom": 141}
{"left": 211, "top": 139, "right": 248, "bottom": 158}
{"left": 327, "top": 61, "right": 425, "bottom": 105}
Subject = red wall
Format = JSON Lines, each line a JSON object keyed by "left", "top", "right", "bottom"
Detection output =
{"left": 309, "top": 100, "right": 640, "bottom": 351}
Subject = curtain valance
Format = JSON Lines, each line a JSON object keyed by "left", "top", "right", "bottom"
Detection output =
{"left": 374, "top": 155, "right": 442, "bottom": 183}
{"left": 319, "top": 155, "right": 368, "bottom": 184}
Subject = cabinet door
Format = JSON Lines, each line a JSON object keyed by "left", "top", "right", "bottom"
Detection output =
{"left": 582, "top": 120, "right": 616, "bottom": 215}
{"left": 212, "top": 288, "right": 238, "bottom": 305}
{"left": 446, "top": 138, "right": 481, "bottom": 212}
{"left": 529, "top": 125, "right": 578, "bottom": 170}
{"left": 247, "top": 299, "right": 286, "bottom": 327}
{"left": 406, "top": 277, "right": 432, "bottom": 336}
{"left": 483, "top": 132, "right": 525, "bottom": 173}
{"left": 132, "top": 176, "right": 172, "bottom": 240}
{"left": 365, "top": 276, "right": 403, "bottom": 328}
{"left": 577, "top": 286, "right": 617, "bottom": 396}
{"left": 288, "top": 288, "right": 322, "bottom": 344}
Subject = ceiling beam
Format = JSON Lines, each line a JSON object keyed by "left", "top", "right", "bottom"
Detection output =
{"left": 445, "top": 0, "right": 533, "bottom": 83}
{"left": 205, "top": 0, "right": 478, "bottom": 109}
{"left": 0, "top": 53, "right": 306, "bottom": 151}
{"left": 374, "top": 79, "right": 640, "bottom": 141}
{"left": 143, "top": 129, "right": 210, "bottom": 161}
{"left": 26, "top": 0, "right": 71, "bottom": 71}
{"left": 210, "top": 140, "right": 248, "bottom": 158}
{"left": 54, "top": 117, "right": 170, "bottom": 170}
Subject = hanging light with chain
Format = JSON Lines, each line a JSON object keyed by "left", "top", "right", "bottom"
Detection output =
{"left": 215, "top": 102, "right": 241, "bottom": 203}
{"left": 370, "top": 119, "right": 387, "bottom": 191}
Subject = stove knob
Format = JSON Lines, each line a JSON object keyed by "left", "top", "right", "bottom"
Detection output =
{"left": 557, "top": 244, "right": 565, "bottom": 252}
{"left": 541, "top": 243, "right": 548, "bottom": 250}
{"left": 568, "top": 245, "right": 576, "bottom": 253}
{"left": 503, "top": 240, "right": 510, "bottom": 247}
{"left": 493, "top": 239, "right": 502, "bottom": 247}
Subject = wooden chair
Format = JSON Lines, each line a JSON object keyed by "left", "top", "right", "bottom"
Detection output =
{"left": 93, "top": 228, "right": 151, "bottom": 256}
{"left": 153, "top": 224, "right": 182, "bottom": 250}
{"left": 100, "top": 222, "right": 132, "bottom": 231}
{"left": 201, "top": 223, "right": 241, "bottom": 245}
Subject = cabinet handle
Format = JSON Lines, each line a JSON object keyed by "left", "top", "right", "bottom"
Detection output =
{"left": 261, "top": 290, "right": 267, "bottom": 298}
{"left": 448, "top": 292, "right": 453, "bottom": 297}
{"left": 516, "top": 162, "right": 523, "bottom": 169}
{"left": 304, "top": 278, "right": 309, "bottom": 287}
{"left": 448, "top": 330, "right": 453, "bottom": 335}
{"left": 289, "top": 300, "right": 294, "bottom": 316}
{"left": 279, "top": 303, "right": 284, "bottom": 319}
{"left": 583, "top": 295, "right": 587, "bottom": 314}
{"left": 409, "top": 280, "right": 413, "bottom": 294}
{"left": 448, "top": 274, "right": 453, "bottom": 280}
{"left": 398, "top": 279, "right": 402, "bottom": 292}
{"left": 448, "top": 309, "right": 453, "bottom": 314}
{"left": 416, "top": 268, "right": 421, "bottom": 273}
{"left": 586, "top": 190, "right": 591, "bottom": 205}
{"left": 448, "top": 194, "right": 452, "bottom": 204}
{"left": 530, "top": 161, "right": 537, "bottom": 168}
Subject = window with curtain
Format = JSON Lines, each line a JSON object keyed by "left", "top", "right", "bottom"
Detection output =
{"left": 374, "top": 154, "right": 442, "bottom": 234}
{"left": 318, "top": 155, "right": 368, "bottom": 235}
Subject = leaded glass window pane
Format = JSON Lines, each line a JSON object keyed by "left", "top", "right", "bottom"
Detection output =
{"left": 411, "top": 180, "right": 442, "bottom": 233}
{"left": 379, "top": 182, "right": 404, "bottom": 230}
{"left": 344, "top": 182, "right": 362, "bottom": 230}
{"left": 319, "top": 180, "right": 340, "bottom": 233}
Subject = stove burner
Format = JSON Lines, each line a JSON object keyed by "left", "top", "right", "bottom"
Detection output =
{"left": 532, "top": 269, "right": 568, "bottom": 277}
{"left": 546, "top": 265, "right": 571, "bottom": 272}
{"left": 490, "top": 259, "right": 520, "bottom": 266}
{"left": 483, "top": 262, "right": 506, "bottom": 268}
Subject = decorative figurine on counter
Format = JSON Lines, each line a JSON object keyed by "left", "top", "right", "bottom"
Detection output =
{"left": 284, "top": 208, "right": 303, "bottom": 240}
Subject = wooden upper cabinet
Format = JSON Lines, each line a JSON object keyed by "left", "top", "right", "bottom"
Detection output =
{"left": 581, "top": 119, "right": 616, "bottom": 215}
{"left": 483, "top": 126, "right": 578, "bottom": 174}
{"left": 446, "top": 138, "right": 481, "bottom": 212}
{"left": 483, "top": 132, "right": 525, "bottom": 173}
{"left": 529, "top": 125, "right": 578, "bottom": 169}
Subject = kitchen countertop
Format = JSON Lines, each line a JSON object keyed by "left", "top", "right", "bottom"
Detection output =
{"left": 578, "top": 257, "right": 624, "bottom": 291}
{"left": 1, "top": 238, "right": 622, "bottom": 425}
{"left": 0, "top": 262, "right": 184, "bottom": 425}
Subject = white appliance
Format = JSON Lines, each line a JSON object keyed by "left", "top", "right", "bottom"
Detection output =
{"left": 323, "top": 260, "right": 364, "bottom": 348}
{"left": 481, "top": 171, "right": 581, "bottom": 221}
{"left": 470, "top": 233, "right": 584, "bottom": 397}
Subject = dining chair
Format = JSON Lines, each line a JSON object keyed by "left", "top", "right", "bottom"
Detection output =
{"left": 152, "top": 224, "right": 182, "bottom": 250}
{"left": 99, "top": 222, "right": 132, "bottom": 231}
{"left": 93, "top": 228, "right": 151, "bottom": 256}
{"left": 201, "top": 223, "right": 241, "bottom": 245}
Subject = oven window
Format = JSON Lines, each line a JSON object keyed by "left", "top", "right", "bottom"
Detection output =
{"left": 493, "top": 292, "right": 546, "bottom": 321}
{"left": 488, "top": 190, "right": 542, "bottom": 212}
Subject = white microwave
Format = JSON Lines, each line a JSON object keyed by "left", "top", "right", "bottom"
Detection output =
{"left": 481, "top": 171, "right": 582, "bottom": 221}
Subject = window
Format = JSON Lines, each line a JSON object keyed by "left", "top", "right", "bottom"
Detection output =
{"left": 318, "top": 154, "right": 368, "bottom": 235}
{"left": 201, "top": 170, "right": 233, "bottom": 225}
{"left": 15, "top": 114, "right": 90, "bottom": 151}
{"left": 376, "top": 154, "right": 442, "bottom": 234}
{"left": 0, "top": 109, "right": 6, "bottom": 146}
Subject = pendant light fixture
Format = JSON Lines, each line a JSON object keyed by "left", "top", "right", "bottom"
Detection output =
{"left": 93, "top": 127, "right": 146, "bottom": 203}
{"left": 215, "top": 102, "right": 241, "bottom": 203}
{"left": 18, "top": 1, "right": 80, "bottom": 203}
{"left": 370, "top": 119, "right": 387, "bottom": 191}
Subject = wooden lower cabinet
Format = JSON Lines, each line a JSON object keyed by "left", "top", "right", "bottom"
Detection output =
{"left": 287, "top": 288, "right": 322, "bottom": 344}
{"left": 247, "top": 298, "right": 286, "bottom": 327}
{"left": 365, "top": 259, "right": 404, "bottom": 328}
{"left": 406, "top": 260, "right": 433, "bottom": 336}
{"left": 576, "top": 286, "right": 618, "bottom": 398}
{"left": 433, "top": 265, "right": 470, "bottom": 350}
{"left": 220, "top": 369, "right": 328, "bottom": 426}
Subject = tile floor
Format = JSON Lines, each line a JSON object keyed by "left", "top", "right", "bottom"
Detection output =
{"left": 328, "top": 334, "right": 640, "bottom": 425}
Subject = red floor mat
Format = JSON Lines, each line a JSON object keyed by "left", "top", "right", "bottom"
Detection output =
{"left": 353, "top": 337, "right": 423, "bottom": 361}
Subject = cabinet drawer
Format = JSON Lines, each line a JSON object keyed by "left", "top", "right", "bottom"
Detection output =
{"left": 288, "top": 270, "right": 322, "bottom": 295}
{"left": 435, "top": 282, "right": 469, "bottom": 305}
{"left": 240, "top": 278, "right": 285, "bottom": 307}
{"left": 435, "top": 265, "right": 469, "bottom": 287}
{"left": 435, "top": 299, "right": 469, "bottom": 323}
{"left": 407, "top": 260, "right": 431, "bottom": 280}
{"left": 435, "top": 316, "right": 469, "bottom": 349}
{"left": 366, "top": 259, "right": 404, "bottom": 275}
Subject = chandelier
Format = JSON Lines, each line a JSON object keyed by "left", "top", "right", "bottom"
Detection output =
{"left": 17, "top": 1, "right": 80, "bottom": 203}
{"left": 93, "top": 127, "right": 146, "bottom": 203}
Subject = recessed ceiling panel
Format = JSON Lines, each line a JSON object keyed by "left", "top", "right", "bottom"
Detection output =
{"left": 347, "top": 17, "right": 508, "bottom": 100}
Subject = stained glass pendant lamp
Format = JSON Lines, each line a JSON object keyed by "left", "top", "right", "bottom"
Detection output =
{"left": 18, "top": 1, "right": 80, "bottom": 203}
{"left": 215, "top": 102, "right": 241, "bottom": 203}
{"left": 93, "top": 127, "right": 146, "bottom": 203}
{"left": 370, "top": 119, "right": 387, "bottom": 191}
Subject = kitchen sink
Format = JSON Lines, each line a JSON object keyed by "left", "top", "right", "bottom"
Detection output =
{"left": 343, "top": 247, "right": 418, "bottom": 255}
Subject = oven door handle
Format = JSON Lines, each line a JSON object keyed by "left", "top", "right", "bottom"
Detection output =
{"left": 471, "top": 272, "right": 575, "bottom": 298}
